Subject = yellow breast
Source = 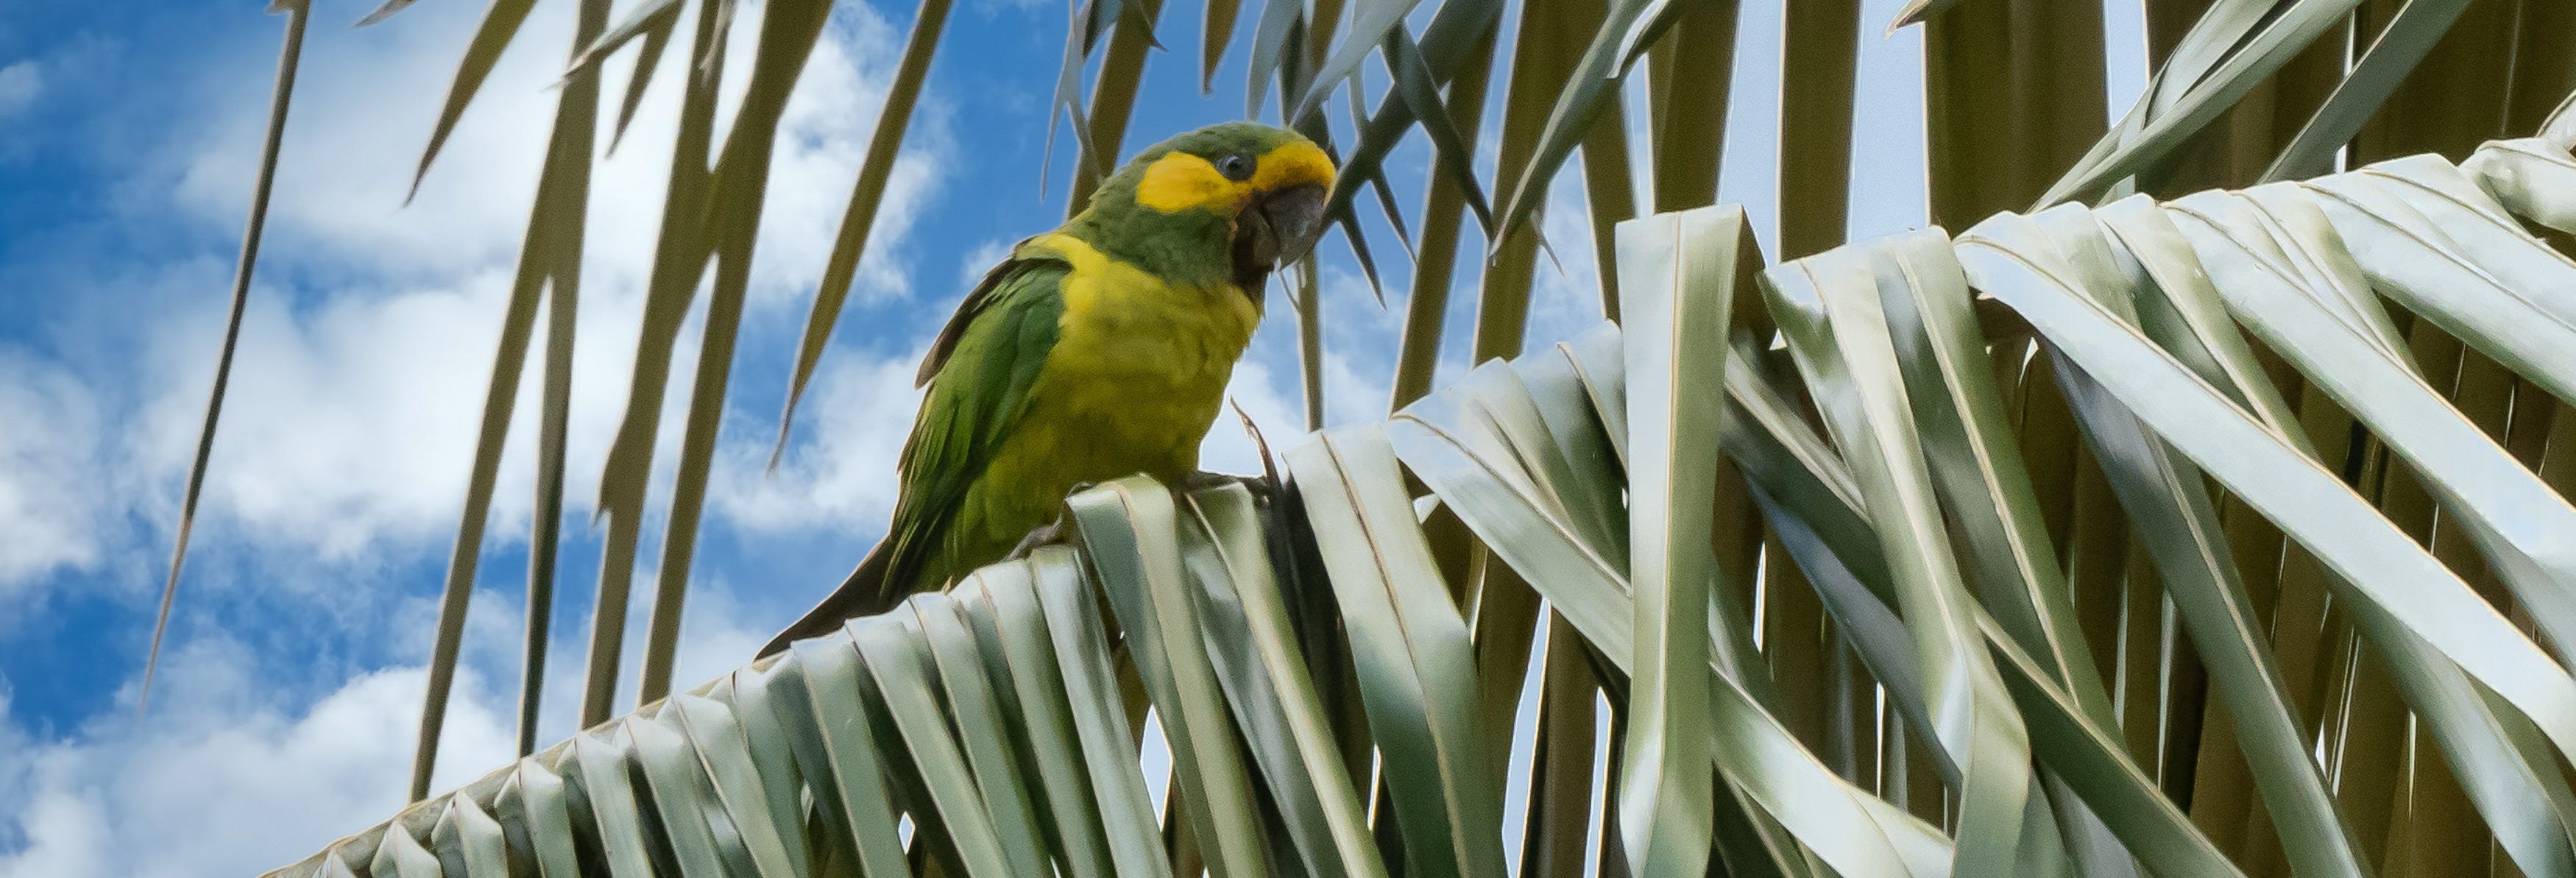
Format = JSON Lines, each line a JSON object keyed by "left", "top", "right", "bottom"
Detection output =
{"left": 953, "top": 233, "right": 1261, "bottom": 553}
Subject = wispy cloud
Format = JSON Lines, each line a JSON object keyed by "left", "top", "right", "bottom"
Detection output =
{"left": 0, "top": 61, "right": 39, "bottom": 121}
{"left": 0, "top": 1, "right": 965, "bottom": 873}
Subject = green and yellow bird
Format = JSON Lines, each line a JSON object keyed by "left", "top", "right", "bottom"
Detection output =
{"left": 760, "top": 122, "right": 1334, "bottom": 656}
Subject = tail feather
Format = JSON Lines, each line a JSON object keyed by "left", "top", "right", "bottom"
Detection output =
{"left": 758, "top": 537, "right": 901, "bottom": 658}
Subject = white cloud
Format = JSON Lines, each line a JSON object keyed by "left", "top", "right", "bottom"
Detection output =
{"left": 0, "top": 662, "right": 514, "bottom": 878}
{"left": 710, "top": 350, "right": 922, "bottom": 534}
{"left": 0, "top": 527, "right": 787, "bottom": 878}
{"left": 1526, "top": 166, "right": 1613, "bottom": 351}
{"left": 0, "top": 0, "right": 952, "bottom": 592}
{"left": 958, "top": 238, "right": 1013, "bottom": 288}
{"left": 1203, "top": 357, "right": 1302, "bottom": 476}
{"left": 0, "top": 0, "right": 962, "bottom": 869}
{"left": 0, "top": 353, "right": 109, "bottom": 593}
{"left": 0, "top": 60, "right": 38, "bottom": 119}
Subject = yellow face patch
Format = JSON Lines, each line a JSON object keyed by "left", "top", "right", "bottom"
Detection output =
{"left": 1134, "top": 141, "right": 1337, "bottom": 214}
{"left": 1135, "top": 153, "right": 1239, "bottom": 214}
{"left": 1250, "top": 141, "right": 1334, "bottom": 193}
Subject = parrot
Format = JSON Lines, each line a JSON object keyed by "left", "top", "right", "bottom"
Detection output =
{"left": 759, "top": 121, "right": 1334, "bottom": 656}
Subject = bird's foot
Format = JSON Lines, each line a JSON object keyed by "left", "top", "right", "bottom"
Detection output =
{"left": 1004, "top": 517, "right": 1066, "bottom": 562}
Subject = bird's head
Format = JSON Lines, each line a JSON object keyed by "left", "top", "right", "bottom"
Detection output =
{"left": 1072, "top": 122, "right": 1336, "bottom": 307}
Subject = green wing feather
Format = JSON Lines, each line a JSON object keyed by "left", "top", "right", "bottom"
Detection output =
{"left": 760, "top": 247, "right": 1067, "bottom": 655}
{"left": 883, "top": 250, "right": 1069, "bottom": 587}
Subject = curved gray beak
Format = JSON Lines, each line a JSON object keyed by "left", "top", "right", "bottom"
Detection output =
{"left": 1231, "top": 183, "right": 1331, "bottom": 304}
{"left": 1259, "top": 183, "right": 1328, "bottom": 265}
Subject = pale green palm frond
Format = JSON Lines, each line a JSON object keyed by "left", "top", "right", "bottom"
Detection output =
{"left": 272, "top": 133, "right": 2576, "bottom": 874}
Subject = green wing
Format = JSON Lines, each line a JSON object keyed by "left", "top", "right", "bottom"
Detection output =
{"left": 760, "top": 244, "right": 1067, "bottom": 655}
{"left": 877, "top": 249, "right": 1069, "bottom": 597}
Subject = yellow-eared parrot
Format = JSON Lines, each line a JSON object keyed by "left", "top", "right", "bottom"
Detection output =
{"left": 760, "top": 121, "right": 1334, "bottom": 656}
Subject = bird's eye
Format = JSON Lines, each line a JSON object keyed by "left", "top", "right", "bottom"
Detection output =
{"left": 1216, "top": 154, "right": 1255, "bottom": 181}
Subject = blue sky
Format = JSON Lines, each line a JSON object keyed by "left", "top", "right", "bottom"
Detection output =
{"left": 0, "top": 0, "right": 2145, "bottom": 873}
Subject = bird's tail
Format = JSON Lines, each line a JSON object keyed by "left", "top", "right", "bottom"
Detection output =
{"left": 757, "top": 537, "right": 900, "bottom": 658}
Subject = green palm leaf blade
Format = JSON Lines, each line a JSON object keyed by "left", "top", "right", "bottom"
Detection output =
{"left": 847, "top": 609, "right": 1027, "bottom": 877}
{"left": 573, "top": 0, "right": 679, "bottom": 152}
{"left": 2464, "top": 138, "right": 2576, "bottom": 233}
{"left": 2113, "top": 181, "right": 2576, "bottom": 876}
{"left": 1382, "top": 375, "right": 1956, "bottom": 878}
{"left": 775, "top": 0, "right": 955, "bottom": 463}
{"left": 1504, "top": 337, "right": 1607, "bottom": 497}
{"left": 369, "top": 821, "right": 442, "bottom": 878}
{"left": 1241, "top": 0, "right": 1303, "bottom": 117}
{"left": 1066, "top": 478, "right": 1273, "bottom": 875}
{"left": 1955, "top": 216, "right": 2576, "bottom": 767}
{"left": 304, "top": 850, "right": 361, "bottom": 878}
{"left": 428, "top": 792, "right": 509, "bottom": 878}
{"left": 1384, "top": 411, "right": 1634, "bottom": 661}
{"left": 2307, "top": 156, "right": 2576, "bottom": 402}
{"left": 1511, "top": 616, "right": 1602, "bottom": 877}
{"left": 1398, "top": 373, "right": 1590, "bottom": 691}
{"left": 1026, "top": 547, "right": 1174, "bottom": 877}
{"left": 1975, "top": 609, "right": 2249, "bottom": 878}
{"left": 1403, "top": 362, "right": 1621, "bottom": 562}
{"left": 1865, "top": 227, "right": 2115, "bottom": 726}
{"left": 145, "top": 0, "right": 308, "bottom": 726}
{"left": 1317, "top": 0, "right": 1504, "bottom": 242}
{"left": 1980, "top": 204, "right": 2371, "bottom": 877}
{"left": 1637, "top": 0, "right": 1730, "bottom": 218}
{"left": 1175, "top": 485, "right": 1390, "bottom": 878}
{"left": 403, "top": 0, "right": 538, "bottom": 199}
{"left": 514, "top": 0, "right": 607, "bottom": 760}
{"left": 1554, "top": 322, "right": 1632, "bottom": 471}
{"left": 1041, "top": 0, "right": 1116, "bottom": 191}
{"left": 489, "top": 759, "right": 581, "bottom": 878}
{"left": 2045, "top": 0, "right": 2366, "bottom": 206}
{"left": 634, "top": 0, "right": 836, "bottom": 708}
{"left": 779, "top": 635, "right": 913, "bottom": 876}
{"left": 1761, "top": 241, "right": 2037, "bottom": 875}
{"left": 1478, "top": 360, "right": 1636, "bottom": 576}
{"left": 718, "top": 671, "right": 819, "bottom": 876}
{"left": 567, "top": 727, "right": 659, "bottom": 878}
{"left": 1201, "top": 0, "right": 1240, "bottom": 90}
{"left": 1379, "top": 26, "right": 1496, "bottom": 236}
{"left": 2549, "top": 92, "right": 2576, "bottom": 146}
{"left": 1731, "top": 409, "right": 2236, "bottom": 875}
{"left": 1607, "top": 205, "right": 1738, "bottom": 877}
{"left": 2101, "top": 188, "right": 2576, "bottom": 877}
{"left": 586, "top": 0, "right": 727, "bottom": 727}
{"left": 563, "top": 0, "right": 678, "bottom": 76}
{"left": 2164, "top": 183, "right": 2576, "bottom": 668}
{"left": 629, "top": 707, "right": 757, "bottom": 876}
{"left": 1710, "top": 322, "right": 2248, "bottom": 878}
{"left": 1715, "top": 340, "right": 1940, "bottom": 751}
{"left": 908, "top": 595, "right": 1057, "bottom": 874}
{"left": 1281, "top": 428, "right": 1510, "bottom": 878}
{"left": 955, "top": 562, "right": 1121, "bottom": 878}
{"left": 2260, "top": 0, "right": 2479, "bottom": 182}
{"left": 413, "top": 0, "right": 608, "bottom": 799}
{"left": 1064, "top": 0, "right": 1164, "bottom": 214}
{"left": 1490, "top": 0, "right": 1690, "bottom": 244}
{"left": 1289, "top": 0, "right": 1427, "bottom": 121}
{"left": 1384, "top": 11, "right": 1500, "bottom": 413}
{"left": 667, "top": 691, "right": 806, "bottom": 877}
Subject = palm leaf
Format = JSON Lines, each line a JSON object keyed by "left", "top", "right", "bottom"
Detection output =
{"left": 143, "top": 0, "right": 310, "bottom": 715}
{"left": 180, "top": 0, "right": 2576, "bottom": 870}
{"left": 280, "top": 135, "right": 2576, "bottom": 873}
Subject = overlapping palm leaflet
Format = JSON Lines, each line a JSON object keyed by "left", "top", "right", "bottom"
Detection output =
{"left": 179, "top": 0, "right": 2576, "bottom": 874}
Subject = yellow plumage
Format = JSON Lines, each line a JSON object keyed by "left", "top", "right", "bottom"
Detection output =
{"left": 946, "top": 233, "right": 1262, "bottom": 567}
{"left": 761, "top": 121, "right": 1329, "bottom": 656}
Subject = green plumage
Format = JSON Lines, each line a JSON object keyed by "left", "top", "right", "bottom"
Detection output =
{"left": 762, "top": 122, "right": 1330, "bottom": 656}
